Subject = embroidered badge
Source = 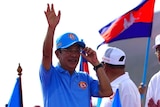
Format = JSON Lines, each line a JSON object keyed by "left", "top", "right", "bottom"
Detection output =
{"left": 68, "top": 33, "right": 75, "bottom": 40}
{"left": 79, "top": 81, "right": 87, "bottom": 89}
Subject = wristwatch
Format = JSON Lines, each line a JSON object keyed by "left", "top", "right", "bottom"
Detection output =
{"left": 93, "top": 63, "right": 103, "bottom": 71}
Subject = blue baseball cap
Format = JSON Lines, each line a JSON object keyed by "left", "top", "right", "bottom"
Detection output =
{"left": 56, "top": 32, "right": 85, "bottom": 50}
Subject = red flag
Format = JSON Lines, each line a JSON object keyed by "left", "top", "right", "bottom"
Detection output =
{"left": 79, "top": 52, "right": 89, "bottom": 74}
{"left": 98, "top": 0, "right": 155, "bottom": 48}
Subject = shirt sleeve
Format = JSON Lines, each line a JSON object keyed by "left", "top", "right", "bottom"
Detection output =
{"left": 89, "top": 75, "right": 100, "bottom": 97}
{"left": 39, "top": 64, "right": 53, "bottom": 88}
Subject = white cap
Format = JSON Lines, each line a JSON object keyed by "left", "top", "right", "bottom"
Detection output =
{"left": 102, "top": 47, "right": 126, "bottom": 65}
{"left": 153, "top": 34, "right": 160, "bottom": 49}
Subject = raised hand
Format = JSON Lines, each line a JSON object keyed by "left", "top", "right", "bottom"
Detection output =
{"left": 148, "top": 98, "right": 160, "bottom": 107}
{"left": 44, "top": 4, "right": 61, "bottom": 29}
{"left": 81, "top": 47, "right": 100, "bottom": 66}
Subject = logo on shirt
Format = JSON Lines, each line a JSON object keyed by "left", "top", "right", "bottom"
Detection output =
{"left": 79, "top": 81, "right": 87, "bottom": 89}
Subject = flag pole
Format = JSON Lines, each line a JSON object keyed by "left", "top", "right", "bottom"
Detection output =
{"left": 141, "top": 37, "right": 151, "bottom": 99}
{"left": 96, "top": 98, "right": 102, "bottom": 107}
{"left": 17, "top": 63, "right": 23, "bottom": 107}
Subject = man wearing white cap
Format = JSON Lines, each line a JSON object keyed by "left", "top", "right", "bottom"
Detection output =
{"left": 145, "top": 34, "right": 160, "bottom": 107}
{"left": 100, "top": 46, "right": 141, "bottom": 107}
{"left": 39, "top": 4, "right": 113, "bottom": 107}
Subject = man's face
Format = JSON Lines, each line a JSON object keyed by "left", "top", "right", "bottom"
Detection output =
{"left": 57, "top": 44, "right": 81, "bottom": 72}
{"left": 155, "top": 45, "right": 160, "bottom": 62}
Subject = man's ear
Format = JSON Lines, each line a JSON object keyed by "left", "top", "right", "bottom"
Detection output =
{"left": 55, "top": 50, "right": 61, "bottom": 59}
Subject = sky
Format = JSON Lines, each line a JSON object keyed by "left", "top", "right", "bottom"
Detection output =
{"left": 0, "top": 0, "right": 159, "bottom": 106}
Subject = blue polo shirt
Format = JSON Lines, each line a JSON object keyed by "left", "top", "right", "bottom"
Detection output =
{"left": 39, "top": 64, "right": 100, "bottom": 107}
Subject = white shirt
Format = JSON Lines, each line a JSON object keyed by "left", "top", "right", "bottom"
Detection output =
{"left": 100, "top": 72, "right": 141, "bottom": 107}
{"left": 145, "top": 71, "right": 160, "bottom": 107}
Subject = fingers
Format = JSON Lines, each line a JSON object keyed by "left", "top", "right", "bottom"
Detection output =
{"left": 44, "top": 4, "right": 50, "bottom": 15}
{"left": 81, "top": 47, "right": 94, "bottom": 59}
{"left": 148, "top": 98, "right": 156, "bottom": 107}
{"left": 138, "top": 82, "right": 146, "bottom": 94}
{"left": 47, "top": 4, "right": 50, "bottom": 12}
{"left": 157, "top": 100, "right": 160, "bottom": 106}
{"left": 50, "top": 4, "right": 56, "bottom": 15}
{"left": 83, "top": 47, "right": 93, "bottom": 55}
{"left": 58, "top": 10, "right": 61, "bottom": 18}
{"left": 45, "top": 4, "right": 56, "bottom": 15}
{"left": 44, "top": 3, "right": 61, "bottom": 28}
{"left": 138, "top": 82, "right": 146, "bottom": 88}
{"left": 51, "top": 4, "right": 54, "bottom": 11}
{"left": 81, "top": 47, "right": 99, "bottom": 66}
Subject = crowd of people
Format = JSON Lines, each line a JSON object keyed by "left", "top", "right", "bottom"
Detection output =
{"left": 39, "top": 3, "right": 160, "bottom": 107}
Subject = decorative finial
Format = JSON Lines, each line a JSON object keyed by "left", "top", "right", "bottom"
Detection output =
{"left": 17, "top": 63, "right": 22, "bottom": 76}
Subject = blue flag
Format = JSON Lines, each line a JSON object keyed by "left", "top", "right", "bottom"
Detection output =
{"left": 8, "top": 78, "right": 21, "bottom": 107}
{"left": 112, "top": 89, "right": 122, "bottom": 107}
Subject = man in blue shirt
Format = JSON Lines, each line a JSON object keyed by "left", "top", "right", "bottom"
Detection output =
{"left": 39, "top": 3, "right": 113, "bottom": 107}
